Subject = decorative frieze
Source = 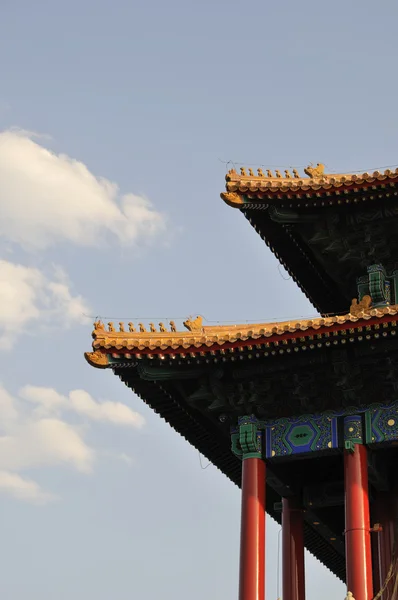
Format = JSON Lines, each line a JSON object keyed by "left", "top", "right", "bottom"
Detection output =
{"left": 264, "top": 413, "right": 339, "bottom": 459}
{"left": 232, "top": 401, "right": 398, "bottom": 461}
{"left": 365, "top": 403, "right": 398, "bottom": 445}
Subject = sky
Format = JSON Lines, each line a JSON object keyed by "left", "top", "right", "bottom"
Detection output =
{"left": 0, "top": 0, "right": 396, "bottom": 598}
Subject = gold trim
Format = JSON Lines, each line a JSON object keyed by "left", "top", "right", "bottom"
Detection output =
{"left": 89, "top": 305, "right": 398, "bottom": 352}
{"left": 223, "top": 164, "right": 398, "bottom": 195}
{"left": 84, "top": 350, "right": 109, "bottom": 369}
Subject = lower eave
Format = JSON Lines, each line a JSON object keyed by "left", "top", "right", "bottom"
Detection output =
{"left": 85, "top": 314, "right": 398, "bottom": 578}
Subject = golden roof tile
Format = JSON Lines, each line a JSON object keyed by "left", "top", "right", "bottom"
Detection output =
{"left": 221, "top": 164, "right": 398, "bottom": 205}
{"left": 85, "top": 303, "right": 398, "bottom": 367}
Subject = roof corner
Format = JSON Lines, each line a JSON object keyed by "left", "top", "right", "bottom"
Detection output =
{"left": 84, "top": 350, "right": 109, "bottom": 369}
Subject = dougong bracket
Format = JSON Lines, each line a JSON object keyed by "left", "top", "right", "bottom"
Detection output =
{"left": 231, "top": 415, "right": 264, "bottom": 460}
{"left": 355, "top": 263, "right": 398, "bottom": 308}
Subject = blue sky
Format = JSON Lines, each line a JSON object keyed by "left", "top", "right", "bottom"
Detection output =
{"left": 0, "top": 0, "right": 396, "bottom": 597}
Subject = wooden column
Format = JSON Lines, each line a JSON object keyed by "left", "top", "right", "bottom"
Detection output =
{"left": 282, "top": 497, "right": 305, "bottom": 600}
{"left": 344, "top": 443, "right": 373, "bottom": 600}
{"left": 239, "top": 457, "right": 266, "bottom": 600}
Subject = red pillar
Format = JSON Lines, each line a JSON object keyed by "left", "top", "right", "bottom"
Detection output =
{"left": 344, "top": 444, "right": 373, "bottom": 600}
{"left": 239, "top": 457, "right": 266, "bottom": 600}
{"left": 282, "top": 497, "right": 305, "bottom": 600}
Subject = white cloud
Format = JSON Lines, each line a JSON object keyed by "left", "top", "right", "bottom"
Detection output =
{"left": 0, "top": 383, "right": 144, "bottom": 504}
{"left": 18, "top": 386, "right": 64, "bottom": 414}
{"left": 0, "top": 401, "right": 95, "bottom": 474}
{"left": 20, "top": 386, "right": 145, "bottom": 428}
{"left": 0, "top": 471, "right": 55, "bottom": 504}
{"left": 0, "top": 418, "right": 94, "bottom": 474}
{"left": 0, "top": 258, "right": 90, "bottom": 349}
{"left": 0, "top": 128, "right": 150, "bottom": 504}
{"left": 0, "top": 384, "right": 19, "bottom": 425}
{"left": 0, "top": 129, "right": 166, "bottom": 249}
{"left": 69, "top": 389, "right": 145, "bottom": 427}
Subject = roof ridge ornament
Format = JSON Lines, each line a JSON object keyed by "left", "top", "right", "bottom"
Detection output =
{"left": 350, "top": 295, "right": 372, "bottom": 317}
{"left": 226, "top": 163, "right": 327, "bottom": 182}
{"left": 183, "top": 316, "right": 204, "bottom": 332}
{"left": 93, "top": 319, "right": 178, "bottom": 334}
{"left": 303, "top": 163, "right": 326, "bottom": 179}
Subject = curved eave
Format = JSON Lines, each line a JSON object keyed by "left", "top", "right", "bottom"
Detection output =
{"left": 222, "top": 169, "right": 398, "bottom": 206}
{"left": 87, "top": 309, "right": 398, "bottom": 357}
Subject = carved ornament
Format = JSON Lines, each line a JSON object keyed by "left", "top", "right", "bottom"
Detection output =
{"left": 183, "top": 316, "right": 203, "bottom": 332}
{"left": 84, "top": 351, "right": 109, "bottom": 369}
{"left": 304, "top": 163, "right": 326, "bottom": 179}
{"left": 349, "top": 295, "right": 372, "bottom": 316}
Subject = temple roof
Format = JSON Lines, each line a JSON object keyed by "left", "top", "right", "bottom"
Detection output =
{"left": 86, "top": 301, "right": 398, "bottom": 365}
{"left": 220, "top": 163, "right": 398, "bottom": 315}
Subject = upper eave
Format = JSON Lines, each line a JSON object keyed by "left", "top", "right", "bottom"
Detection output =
{"left": 221, "top": 165, "right": 398, "bottom": 207}
{"left": 85, "top": 305, "right": 398, "bottom": 367}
